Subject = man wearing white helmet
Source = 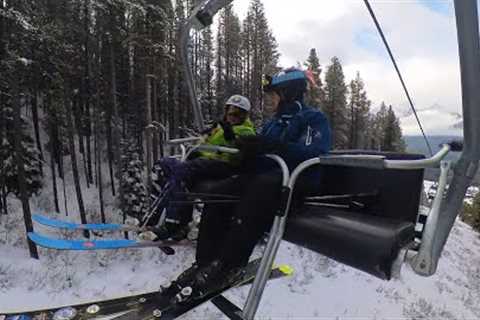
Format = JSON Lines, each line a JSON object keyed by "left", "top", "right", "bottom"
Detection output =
{"left": 143, "top": 94, "right": 255, "bottom": 241}
{"left": 197, "top": 94, "right": 253, "bottom": 161}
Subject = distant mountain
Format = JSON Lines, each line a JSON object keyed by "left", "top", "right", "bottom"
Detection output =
{"left": 400, "top": 104, "right": 463, "bottom": 136}
{"left": 452, "top": 120, "right": 463, "bottom": 129}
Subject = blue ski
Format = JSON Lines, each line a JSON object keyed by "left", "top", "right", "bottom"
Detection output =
{"left": 27, "top": 232, "right": 181, "bottom": 251}
{"left": 32, "top": 214, "right": 140, "bottom": 232}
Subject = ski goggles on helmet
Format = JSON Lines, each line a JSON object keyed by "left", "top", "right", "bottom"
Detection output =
{"left": 262, "top": 69, "right": 307, "bottom": 92}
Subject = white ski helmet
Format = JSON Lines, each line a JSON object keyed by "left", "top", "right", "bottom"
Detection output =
{"left": 225, "top": 94, "right": 251, "bottom": 112}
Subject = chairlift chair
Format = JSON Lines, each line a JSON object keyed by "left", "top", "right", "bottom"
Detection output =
{"left": 159, "top": 0, "right": 480, "bottom": 319}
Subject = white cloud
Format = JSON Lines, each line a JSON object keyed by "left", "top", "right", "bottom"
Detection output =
{"left": 401, "top": 108, "right": 462, "bottom": 136}
{"left": 233, "top": 0, "right": 463, "bottom": 135}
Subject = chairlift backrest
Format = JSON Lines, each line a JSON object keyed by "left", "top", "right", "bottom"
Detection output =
{"left": 316, "top": 150, "right": 425, "bottom": 223}
{"left": 284, "top": 151, "right": 425, "bottom": 280}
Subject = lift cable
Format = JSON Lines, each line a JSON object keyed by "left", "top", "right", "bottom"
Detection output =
{"left": 363, "top": 0, "right": 434, "bottom": 156}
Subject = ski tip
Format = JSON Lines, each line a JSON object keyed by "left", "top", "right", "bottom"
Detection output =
{"left": 277, "top": 264, "right": 294, "bottom": 276}
{"left": 160, "top": 246, "right": 175, "bottom": 255}
{"left": 4, "top": 315, "right": 33, "bottom": 320}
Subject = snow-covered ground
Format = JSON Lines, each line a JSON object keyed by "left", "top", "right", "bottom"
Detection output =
{"left": 1, "top": 172, "right": 479, "bottom": 318}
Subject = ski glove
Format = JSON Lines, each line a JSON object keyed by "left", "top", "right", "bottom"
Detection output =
{"left": 220, "top": 121, "right": 236, "bottom": 141}
{"left": 201, "top": 122, "right": 217, "bottom": 135}
{"left": 235, "top": 135, "right": 285, "bottom": 160}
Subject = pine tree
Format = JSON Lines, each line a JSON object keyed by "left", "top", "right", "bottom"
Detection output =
{"left": 241, "top": 0, "right": 279, "bottom": 123}
{"left": 304, "top": 48, "right": 324, "bottom": 108}
{"left": 371, "top": 102, "right": 388, "bottom": 150}
{"left": 0, "top": 105, "right": 42, "bottom": 198}
{"left": 174, "top": 0, "right": 189, "bottom": 131}
{"left": 120, "top": 138, "right": 149, "bottom": 220}
{"left": 214, "top": 5, "right": 242, "bottom": 119}
{"left": 347, "top": 72, "right": 371, "bottom": 149}
{"left": 382, "top": 105, "right": 406, "bottom": 152}
{"left": 197, "top": 27, "right": 215, "bottom": 121}
{"left": 323, "top": 56, "right": 348, "bottom": 149}
{"left": 462, "top": 192, "right": 480, "bottom": 231}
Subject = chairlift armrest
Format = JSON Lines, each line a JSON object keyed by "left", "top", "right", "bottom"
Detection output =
{"left": 317, "top": 155, "right": 386, "bottom": 170}
{"left": 384, "top": 144, "right": 450, "bottom": 169}
{"left": 195, "top": 144, "right": 239, "bottom": 154}
{"left": 166, "top": 137, "right": 202, "bottom": 145}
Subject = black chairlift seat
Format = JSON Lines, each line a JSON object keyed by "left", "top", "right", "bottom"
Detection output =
{"left": 192, "top": 151, "right": 425, "bottom": 281}
{"left": 284, "top": 150, "right": 425, "bottom": 280}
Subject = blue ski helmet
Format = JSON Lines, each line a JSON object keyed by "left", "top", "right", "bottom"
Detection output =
{"left": 263, "top": 68, "right": 308, "bottom": 102}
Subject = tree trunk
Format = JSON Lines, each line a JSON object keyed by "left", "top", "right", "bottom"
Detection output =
{"left": 49, "top": 117, "right": 60, "bottom": 213}
{"left": 0, "top": 0, "right": 6, "bottom": 60}
{"left": 84, "top": 0, "right": 93, "bottom": 186}
{"left": 74, "top": 97, "right": 90, "bottom": 189}
{"left": 94, "top": 36, "right": 106, "bottom": 223}
{"left": 145, "top": 74, "right": 153, "bottom": 192}
{"left": 64, "top": 84, "right": 89, "bottom": 237}
{"left": 109, "top": 35, "right": 123, "bottom": 213}
{"left": 151, "top": 74, "right": 159, "bottom": 162}
{"left": 95, "top": 104, "right": 106, "bottom": 223}
{"left": 31, "top": 91, "right": 43, "bottom": 176}
{"left": 12, "top": 74, "right": 39, "bottom": 259}
{"left": 0, "top": 185, "right": 5, "bottom": 216}
{"left": 106, "top": 116, "right": 115, "bottom": 196}
{"left": 62, "top": 168, "right": 69, "bottom": 216}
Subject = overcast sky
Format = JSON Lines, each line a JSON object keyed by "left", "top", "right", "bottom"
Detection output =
{"left": 232, "top": 0, "right": 463, "bottom": 135}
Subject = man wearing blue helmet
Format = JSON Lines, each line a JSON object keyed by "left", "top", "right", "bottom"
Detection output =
{"left": 159, "top": 68, "right": 332, "bottom": 300}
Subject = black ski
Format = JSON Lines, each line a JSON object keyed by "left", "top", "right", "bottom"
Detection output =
{"left": 211, "top": 295, "right": 244, "bottom": 320}
{"left": 1, "top": 261, "right": 293, "bottom": 320}
{"left": 108, "top": 261, "right": 293, "bottom": 320}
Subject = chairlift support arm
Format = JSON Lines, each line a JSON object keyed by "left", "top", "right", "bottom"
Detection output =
{"left": 424, "top": 0, "right": 480, "bottom": 275}
{"left": 180, "top": 0, "right": 234, "bottom": 131}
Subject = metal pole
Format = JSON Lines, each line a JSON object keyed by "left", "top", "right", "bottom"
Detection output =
{"left": 427, "top": 0, "right": 480, "bottom": 275}
{"left": 411, "top": 161, "right": 451, "bottom": 275}
{"left": 179, "top": 19, "right": 205, "bottom": 131}
{"left": 180, "top": 0, "right": 234, "bottom": 131}
{"left": 242, "top": 155, "right": 290, "bottom": 320}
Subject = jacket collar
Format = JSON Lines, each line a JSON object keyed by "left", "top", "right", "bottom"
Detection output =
{"left": 276, "top": 100, "right": 303, "bottom": 117}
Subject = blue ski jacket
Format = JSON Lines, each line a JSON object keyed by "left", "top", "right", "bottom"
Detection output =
{"left": 260, "top": 100, "right": 331, "bottom": 171}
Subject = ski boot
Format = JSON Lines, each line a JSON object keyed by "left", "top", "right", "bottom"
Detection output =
{"left": 172, "top": 260, "right": 236, "bottom": 303}
{"left": 151, "top": 222, "right": 189, "bottom": 241}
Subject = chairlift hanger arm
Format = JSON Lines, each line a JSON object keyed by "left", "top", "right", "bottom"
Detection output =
{"left": 180, "top": 0, "right": 233, "bottom": 131}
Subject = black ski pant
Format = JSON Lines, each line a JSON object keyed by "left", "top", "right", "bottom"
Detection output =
{"left": 174, "top": 158, "right": 238, "bottom": 226}
{"left": 195, "top": 169, "right": 313, "bottom": 270}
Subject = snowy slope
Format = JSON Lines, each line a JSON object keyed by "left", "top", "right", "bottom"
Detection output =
{"left": 1, "top": 202, "right": 480, "bottom": 318}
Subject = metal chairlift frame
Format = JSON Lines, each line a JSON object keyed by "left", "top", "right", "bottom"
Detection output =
{"left": 175, "top": 1, "right": 480, "bottom": 319}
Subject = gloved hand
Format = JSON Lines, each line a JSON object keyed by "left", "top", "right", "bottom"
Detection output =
{"left": 448, "top": 140, "right": 463, "bottom": 152}
{"left": 235, "top": 136, "right": 285, "bottom": 160}
{"left": 201, "top": 122, "right": 217, "bottom": 135}
{"left": 219, "top": 121, "right": 235, "bottom": 141}
{"left": 235, "top": 135, "right": 264, "bottom": 160}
